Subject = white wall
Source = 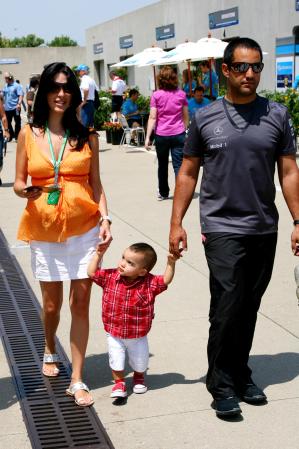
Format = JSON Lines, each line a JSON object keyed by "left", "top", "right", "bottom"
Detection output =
{"left": 0, "top": 46, "right": 86, "bottom": 90}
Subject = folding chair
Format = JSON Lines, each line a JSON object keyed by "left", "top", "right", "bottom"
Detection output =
{"left": 119, "top": 114, "right": 145, "bottom": 147}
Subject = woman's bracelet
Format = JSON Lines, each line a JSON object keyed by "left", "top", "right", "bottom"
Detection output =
{"left": 100, "top": 215, "right": 112, "bottom": 225}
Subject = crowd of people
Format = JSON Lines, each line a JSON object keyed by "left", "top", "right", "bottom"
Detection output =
{"left": 1, "top": 36, "right": 298, "bottom": 419}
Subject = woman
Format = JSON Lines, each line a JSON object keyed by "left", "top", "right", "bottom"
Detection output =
{"left": 145, "top": 66, "right": 189, "bottom": 200}
{"left": 14, "top": 62, "right": 112, "bottom": 407}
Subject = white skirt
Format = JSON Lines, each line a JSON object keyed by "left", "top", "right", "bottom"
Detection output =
{"left": 30, "top": 225, "right": 100, "bottom": 281}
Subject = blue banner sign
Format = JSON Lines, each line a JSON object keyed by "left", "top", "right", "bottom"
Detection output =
{"left": 93, "top": 43, "right": 103, "bottom": 54}
{"left": 0, "top": 58, "right": 20, "bottom": 64}
{"left": 156, "top": 24, "right": 175, "bottom": 41}
{"left": 296, "top": 0, "right": 299, "bottom": 11}
{"left": 119, "top": 35, "right": 133, "bottom": 49}
{"left": 276, "top": 60, "right": 293, "bottom": 88}
{"left": 209, "top": 7, "right": 239, "bottom": 29}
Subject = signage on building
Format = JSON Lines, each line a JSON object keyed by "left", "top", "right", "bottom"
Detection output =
{"left": 156, "top": 24, "right": 175, "bottom": 41}
{"left": 0, "top": 58, "right": 20, "bottom": 64}
{"left": 276, "top": 36, "right": 299, "bottom": 56}
{"left": 119, "top": 35, "right": 133, "bottom": 49}
{"left": 209, "top": 7, "right": 239, "bottom": 29}
{"left": 93, "top": 43, "right": 103, "bottom": 54}
{"left": 296, "top": 0, "right": 299, "bottom": 11}
{"left": 276, "top": 60, "right": 293, "bottom": 88}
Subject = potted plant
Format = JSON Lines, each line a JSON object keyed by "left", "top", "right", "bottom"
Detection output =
{"left": 136, "top": 94, "right": 150, "bottom": 128}
{"left": 94, "top": 91, "right": 112, "bottom": 130}
{"left": 102, "top": 121, "right": 113, "bottom": 143}
{"left": 103, "top": 121, "right": 123, "bottom": 145}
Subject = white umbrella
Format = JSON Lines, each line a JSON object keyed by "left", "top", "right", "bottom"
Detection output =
{"left": 141, "top": 41, "right": 200, "bottom": 66}
{"left": 142, "top": 39, "right": 228, "bottom": 96}
{"left": 111, "top": 47, "right": 167, "bottom": 90}
{"left": 196, "top": 37, "right": 228, "bottom": 60}
{"left": 111, "top": 47, "right": 167, "bottom": 67}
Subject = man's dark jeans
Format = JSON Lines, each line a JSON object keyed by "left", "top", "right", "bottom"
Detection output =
{"left": 203, "top": 232, "right": 277, "bottom": 399}
{"left": 155, "top": 132, "right": 185, "bottom": 197}
{"left": 81, "top": 100, "right": 95, "bottom": 128}
{"left": 6, "top": 109, "right": 21, "bottom": 140}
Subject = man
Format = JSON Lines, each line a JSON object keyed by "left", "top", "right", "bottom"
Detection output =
{"left": 109, "top": 71, "right": 126, "bottom": 120}
{"left": 188, "top": 86, "right": 210, "bottom": 120}
{"left": 169, "top": 38, "right": 299, "bottom": 418}
{"left": 198, "top": 60, "right": 219, "bottom": 100}
{"left": 121, "top": 89, "right": 142, "bottom": 127}
{"left": 26, "top": 76, "right": 40, "bottom": 123}
{"left": 2, "top": 72, "right": 23, "bottom": 141}
{"left": 77, "top": 64, "right": 98, "bottom": 127}
{"left": 16, "top": 80, "right": 26, "bottom": 112}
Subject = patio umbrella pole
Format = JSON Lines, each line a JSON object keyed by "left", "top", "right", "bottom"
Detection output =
{"left": 153, "top": 65, "right": 157, "bottom": 91}
{"left": 187, "top": 60, "right": 192, "bottom": 97}
{"left": 209, "top": 58, "right": 213, "bottom": 99}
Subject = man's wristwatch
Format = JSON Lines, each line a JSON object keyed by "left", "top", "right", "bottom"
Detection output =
{"left": 294, "top": 220, "right": 299, "bottom": 226}
{"left": 4, "top": 128, "right": 9, "bottom": 131}
{"left": 100, "top": 215, "right": 112, "bottom": 225}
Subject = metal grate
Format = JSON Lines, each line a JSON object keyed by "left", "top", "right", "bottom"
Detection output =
{"left": 0, "top": 229, "right": 114, "bottom": 449}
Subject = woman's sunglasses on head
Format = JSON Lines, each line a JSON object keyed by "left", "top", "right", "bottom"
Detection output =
{"left": 229, "top": 62, "right": 264, "bottom": 73}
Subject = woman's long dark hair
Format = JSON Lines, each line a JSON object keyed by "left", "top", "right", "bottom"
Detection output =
{"left": 32, "top": 62, "right": 95, "bottom": 149}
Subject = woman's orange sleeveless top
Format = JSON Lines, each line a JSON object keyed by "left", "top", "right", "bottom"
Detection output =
{"left": 17, "top": 125, "right": 100, "bottom": 242}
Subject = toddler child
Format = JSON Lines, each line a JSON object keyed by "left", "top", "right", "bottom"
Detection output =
{"left": 87, "top": 242, "right": 178, "bottom": 398}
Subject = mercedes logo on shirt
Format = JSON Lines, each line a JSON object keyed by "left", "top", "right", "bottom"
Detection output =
{"left": 214, "top": 126, "right": 224, "bottom": 136}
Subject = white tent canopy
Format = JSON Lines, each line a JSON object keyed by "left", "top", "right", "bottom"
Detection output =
{"left": 111, "top": 47, "right": 167, "bottom": 68}
{"left": 139, "top": 42, "right": 200, "bottom": 66}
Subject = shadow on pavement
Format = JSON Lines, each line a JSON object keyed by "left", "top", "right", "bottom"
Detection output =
{"left": 0, "top": 377, "right": 18, "bottom": 410}
{"left": 84, "top": 353, "right": 201, "bottom": 391}
{"left": 198, "top": 352, "right": 299, "bottom": 389}
{"left": 0, "top": 182, "right": 14, "bottom": 188}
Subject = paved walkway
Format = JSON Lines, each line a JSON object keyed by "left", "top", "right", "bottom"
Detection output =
{"left": 0, "top": 135, "right": 299, "bottom": 449}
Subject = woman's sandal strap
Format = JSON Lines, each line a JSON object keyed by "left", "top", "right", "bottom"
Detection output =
{"left": 43, "top": 353, "right": 59, "bottom": 363}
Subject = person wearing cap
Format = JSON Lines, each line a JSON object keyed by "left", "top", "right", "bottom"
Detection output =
{"left": 2, "top": 72, "right": 23, "bottom": 141}
{"left": 77, "top": 64, "right": 98, "bottom": 128}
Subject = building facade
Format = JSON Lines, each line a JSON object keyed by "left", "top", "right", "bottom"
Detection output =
{"left": 85, "top": 0, "right": 299, "bottom": 94}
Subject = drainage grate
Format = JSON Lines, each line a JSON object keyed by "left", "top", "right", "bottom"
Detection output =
{"left": 0, "top": 229, "right": 114, "bottom": 449}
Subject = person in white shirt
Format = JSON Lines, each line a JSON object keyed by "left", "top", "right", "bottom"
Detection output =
{"left": 109, "top": 71, "right": 126, "bottom": 120}
{"left": 77, "top": 64, "right": 98, "bottom": 127}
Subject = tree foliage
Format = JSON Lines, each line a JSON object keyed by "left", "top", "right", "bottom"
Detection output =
{"left": 48, "top": 36, "right": 77, "bottom": 47}
{"left": 0, "top": 33, "right": 44, "bottom": 47}
{"left": 0, "top": 33, "right": 77, "bottom": 48}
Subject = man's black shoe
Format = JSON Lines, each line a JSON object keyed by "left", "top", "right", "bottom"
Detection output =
{"left": 239, "top": 383, "right": 267, "bottom": 404}
{"left": 212, "top": 396, "right": 242, "bottom": 417}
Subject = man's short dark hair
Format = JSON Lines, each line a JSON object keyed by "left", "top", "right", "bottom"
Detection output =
{"left": 200, "top": 61, "right": 210, "bottom": 68}
{"left": 194, "top": 86, "right": 204, "bottom": 94}
{"left": 129, "top": 243, "right": 157, "bottom": 271}
{"left": 129, "top": 88, "right": 139, "bottom": 97}
{"left": 223, "top": 37, "right": 263, "bottom": 66}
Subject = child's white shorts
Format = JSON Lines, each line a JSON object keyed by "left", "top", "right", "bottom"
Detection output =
{"left": 106, "top": 333, "right": 149, "bottom": 372}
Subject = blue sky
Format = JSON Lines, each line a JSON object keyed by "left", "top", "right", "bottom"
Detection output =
{"left": 1, "top": 0, "right": 159, "bottom": 45}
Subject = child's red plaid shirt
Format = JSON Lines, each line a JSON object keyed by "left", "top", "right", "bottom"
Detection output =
{"left": 92, "top": 268, "right": 168, "bottom": 339}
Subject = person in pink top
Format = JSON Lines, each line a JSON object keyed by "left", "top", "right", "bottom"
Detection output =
{"left": 145, "top": 66, "right": 189, "bottom": 200}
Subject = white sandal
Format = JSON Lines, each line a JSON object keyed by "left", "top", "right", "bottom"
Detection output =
{"left": 42, "top": 353, "right": 60, "bottom": 377}
{"left": 66, "top": 382, "right": 94, "bottom": 407}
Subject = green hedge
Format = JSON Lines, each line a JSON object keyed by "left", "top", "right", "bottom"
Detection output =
{"left": 260, "top": 89, "right": 299, "bottom": 135}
